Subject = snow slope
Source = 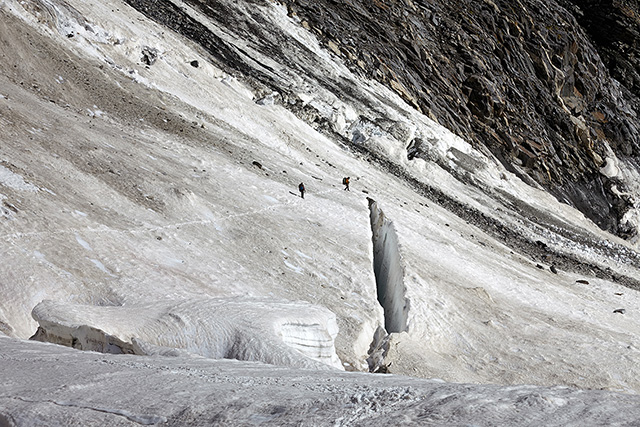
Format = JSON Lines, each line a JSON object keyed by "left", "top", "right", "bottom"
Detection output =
{"left": 1, "top": 0, "right": 640, "bottom": 423}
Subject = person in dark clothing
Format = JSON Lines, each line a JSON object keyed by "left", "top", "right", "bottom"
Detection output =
{"left": 343, "top": 176, "right": 350, "bottom": 191}
{"left": 299, "top": 182, "right": 305, "bottom": 198}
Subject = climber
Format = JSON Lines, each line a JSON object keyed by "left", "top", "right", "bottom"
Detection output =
{"left": 343, "top": 176, "right": 350, "bottom": 191}
{"left": 299, "top": 182, "right": 305, "bottom": 198}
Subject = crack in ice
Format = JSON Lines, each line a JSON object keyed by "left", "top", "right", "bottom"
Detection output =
{"left": 1, "top": 395, "right": 166, "bottom": 425}
{"left": 368, "top": 198, "right": 409, "bottom": 333}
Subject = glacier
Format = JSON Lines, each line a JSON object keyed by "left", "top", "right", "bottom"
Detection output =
{"left": 2, "top": 0, "right": 640, "bottom": 424}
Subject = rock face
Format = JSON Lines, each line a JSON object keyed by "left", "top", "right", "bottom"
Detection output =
{"left": 278, "top": 0, "right": 640, "bottom": 237}
{"left": 564, "top": 0, "right": 640, "bottom": 100}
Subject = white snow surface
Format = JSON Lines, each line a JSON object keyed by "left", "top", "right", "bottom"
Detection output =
{"left": 3, "top": 335, "right": 640, "bottom": 426}
{"left": 1, "top": 0, "right": 640, "bottom": 424}
{"left": 31, "top": 298, "right": 343, "bottom": 369}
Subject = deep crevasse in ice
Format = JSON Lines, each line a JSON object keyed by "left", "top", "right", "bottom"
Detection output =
{"left": 368, "top": 198, "right": 409, "bottom": 333}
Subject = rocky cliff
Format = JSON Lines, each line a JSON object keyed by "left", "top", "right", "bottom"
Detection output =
{"left": 564, "top": 0, "right": 640, "bottom": 99}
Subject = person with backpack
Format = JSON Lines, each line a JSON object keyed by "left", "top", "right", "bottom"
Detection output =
{"left": 299, "top": 182, "right": 305, "bottom": 198}
{"left": 343, "top": 176, "right": 350, "bottom": 191}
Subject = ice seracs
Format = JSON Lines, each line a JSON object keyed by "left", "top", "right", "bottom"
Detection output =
{"left": 31, "top": 298, "right": 343, "bottom": 370}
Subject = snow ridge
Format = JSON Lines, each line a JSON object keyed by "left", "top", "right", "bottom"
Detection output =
{"left": 30, "top": 299, "right": 344, "bottom": 370}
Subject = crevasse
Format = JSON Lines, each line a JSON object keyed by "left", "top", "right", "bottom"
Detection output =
{"left": 368, "top": 198, "right": 409, "bottom": 333}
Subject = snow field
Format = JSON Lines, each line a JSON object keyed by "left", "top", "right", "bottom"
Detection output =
{"left": 2, "top": 0, "right": 640, "bottom": 405}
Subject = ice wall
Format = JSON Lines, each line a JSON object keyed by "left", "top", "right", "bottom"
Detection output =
{"left": 31, "top": 298, "right": 344, "bottom": 370}
{"left": 368, "top": 198, "right": 409, "bottom": 333}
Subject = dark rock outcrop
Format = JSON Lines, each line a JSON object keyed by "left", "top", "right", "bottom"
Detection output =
{"left": 141, "top": 46, "right": 158, "bottom": 66}
{"left": 563, "top": 0, "right": 640, "bottom": 100}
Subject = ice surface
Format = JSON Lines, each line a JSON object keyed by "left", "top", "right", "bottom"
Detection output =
{"left": 3, "top": 335, "right": 640, "bottom": 426}
{"left": 0, "top": 165, "right": 38, "bottom": 192}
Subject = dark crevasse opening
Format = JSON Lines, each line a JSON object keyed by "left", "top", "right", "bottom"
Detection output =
{"left": 367, "top": 198, "right": 409, "bottom": 333}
